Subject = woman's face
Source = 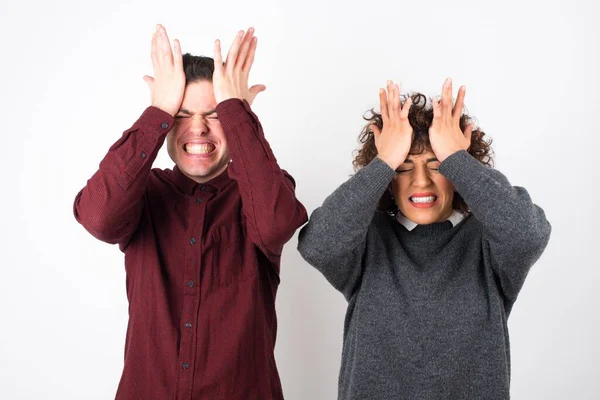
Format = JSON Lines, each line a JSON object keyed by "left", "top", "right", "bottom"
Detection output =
{"left": 391, "top": 150, "right": 455, "bottom": 225}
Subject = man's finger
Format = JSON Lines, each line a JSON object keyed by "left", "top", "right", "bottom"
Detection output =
{"left": 247, "top": 84, "right": 266, "bottom": 105}
{"left": 143, "top": 75, "right": 155, "bottom": 92}
{"left": 225, "top": 30, "right": 244, "bottom": 73}
{"left": 249, "top": 84, "right": 266, "bottom": 94}
{"left": 236, "top": 28, "right": 255, "bottom": 69}
{"left": 213, "top": 39, "right": 224, "bottom": 73}
{"left": 242, "top": 36, "right": 258, "bottom": 73}
{"left": 158, "top": 25, "right": 174, "bottom": 66}
{"left": 173, "top": 39, "right": 183, "bottom": 70}
{"left": 151, "top": 32, "right": 158, "bottom": 70}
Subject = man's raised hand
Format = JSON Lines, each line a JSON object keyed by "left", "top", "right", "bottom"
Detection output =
{"left": 212, "top": 28, "right": 266, "bottom": 106}
{"left": 143, "top": 24, "right": 185, "bottom": 117}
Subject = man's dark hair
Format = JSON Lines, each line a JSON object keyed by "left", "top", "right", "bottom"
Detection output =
{"left": 182, "top": 53, "right": 214, "bottom": 84}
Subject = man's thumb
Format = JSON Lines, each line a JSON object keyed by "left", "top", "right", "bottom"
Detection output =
{"left": 143, "top": 75, "right": 155, "bottom": 90}
{"left": 248, "top": 84, "right": 266, "bottom": 105}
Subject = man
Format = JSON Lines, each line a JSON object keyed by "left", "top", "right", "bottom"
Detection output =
{"left": 73, "top": 25, "right": 307, "bottom": 400}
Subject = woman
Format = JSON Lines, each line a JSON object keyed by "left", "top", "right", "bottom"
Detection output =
{"left": 297, "top": 78, "right": 551, "bottom": 399}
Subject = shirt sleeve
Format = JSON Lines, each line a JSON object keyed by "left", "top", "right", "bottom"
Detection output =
{"left": 297, "top": 157, "right": 396, "bottom": 300}
{"left": 439, "top": 150, "right": 552, "bottom": 305}
{"left": 73, "top": 107, "right": 174, "bottom": 249}
{"left": 215, "top": 98, "right": 308, "bottom": 261}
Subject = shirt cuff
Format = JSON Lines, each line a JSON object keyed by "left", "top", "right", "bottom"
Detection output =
{"left": 215, "top": 98, "right": 255, "bottom": 128}
{"left": 131, "top": 106, "right": 175, "bottom": 139}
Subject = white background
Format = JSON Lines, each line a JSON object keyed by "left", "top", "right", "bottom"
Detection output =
{"left": 1, "top": 0, "right": 599, "bottom": 398}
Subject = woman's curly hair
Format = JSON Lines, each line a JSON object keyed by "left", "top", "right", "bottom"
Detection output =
{"left": 353, "top": 92, "right": 494, "bottom": 214}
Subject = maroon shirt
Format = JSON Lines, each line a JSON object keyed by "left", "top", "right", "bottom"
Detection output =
{"left": 74, "top": 99, "right": 307, "bottom": 400}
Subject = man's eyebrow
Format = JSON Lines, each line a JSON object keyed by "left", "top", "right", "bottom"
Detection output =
{"left": 177, "top": 108, "right": 193, "bottom": 115}
{"left": 176, "top": 108, "right": 217, "bottom": 116}
{"left": 401, "top": 159, "right": 414, "bottom": 164}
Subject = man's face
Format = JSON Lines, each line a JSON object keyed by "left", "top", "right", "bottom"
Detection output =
{"left": 166, "top": 80, "right": 229, "bottom": 183}
{"left": 391, "top": 150, "right": 455, "bottom": 225}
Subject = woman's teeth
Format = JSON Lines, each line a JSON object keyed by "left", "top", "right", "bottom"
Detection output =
{"left": 185, "top": 143, "right": 215, "bottom": 154}
{"left": 410, "top": 196, "right": 437, "bottom": 204}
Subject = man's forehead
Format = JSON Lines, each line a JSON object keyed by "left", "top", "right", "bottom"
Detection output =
{"left": 180, "top": 81, "right": 217, "bottom": 111}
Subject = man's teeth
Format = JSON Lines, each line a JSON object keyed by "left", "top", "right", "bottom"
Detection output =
{"left": 185, "top": 143, "right": 215, "bottom": 154}
{"left": 410, "top": 196, "right": 437, "bottom": 203}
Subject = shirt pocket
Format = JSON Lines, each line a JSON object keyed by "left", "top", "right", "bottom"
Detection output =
{"left": 204, "top": 223, "right": 258, "bottom": 287}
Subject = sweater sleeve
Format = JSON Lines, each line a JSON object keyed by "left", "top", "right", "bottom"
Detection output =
{"left": 439, "top": 150, "right": 552, "bottom": 304}
{"left": 297, "top": 157, "right": 396, "bottom": 300}
{"left": 73, "top": 107, "right": 173, "bottom": 250}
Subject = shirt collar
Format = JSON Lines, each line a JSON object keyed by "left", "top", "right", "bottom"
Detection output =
{"left": 396, "top": 210, "right": 467, "bottom": 231}
{"left": 172, "top": 163, "right": 233, "bottom": 196}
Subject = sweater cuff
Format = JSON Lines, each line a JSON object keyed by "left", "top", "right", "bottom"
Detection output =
{"left": 359, "top": 156, "right": 397, "bottom": 195}
{"left": 438, "top": 150, "right": 483, "bottom": 186}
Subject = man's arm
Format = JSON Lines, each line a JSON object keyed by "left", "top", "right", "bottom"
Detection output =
{"left": 217, "top": 99, "right": 307, "bottom": 259}
{"left": 211, "top": 28, "right": 307, "bottom": 259}
{"left": 74, "top": 25, "right": 184, "bottom": 250}
{"left": 73, "top": 108, "right": 173, "bottom": 248}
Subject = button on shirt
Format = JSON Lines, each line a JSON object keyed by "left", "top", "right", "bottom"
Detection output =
{"left": 74, "top": 99, "right": 308, "bottom": 400}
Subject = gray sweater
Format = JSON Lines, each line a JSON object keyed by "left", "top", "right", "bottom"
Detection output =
{"left": 297, "top": 150, "right": 551, "bottom": 400}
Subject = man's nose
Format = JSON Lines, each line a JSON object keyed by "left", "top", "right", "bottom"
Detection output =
{"left": 189, "top": 115, "right": 208, "bottom": 134}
